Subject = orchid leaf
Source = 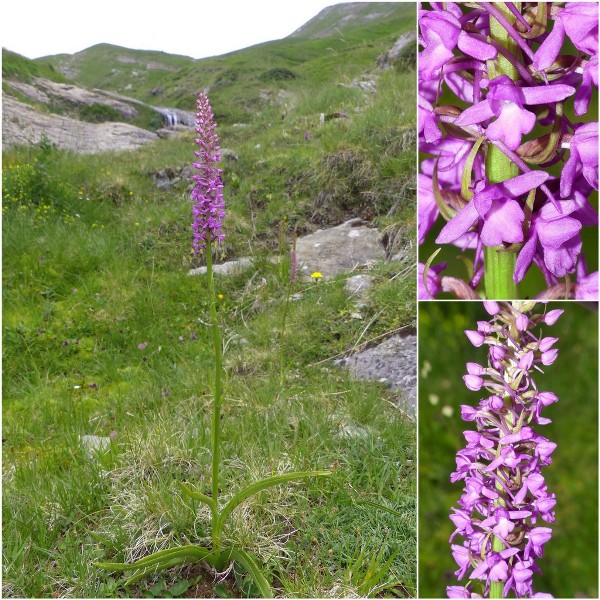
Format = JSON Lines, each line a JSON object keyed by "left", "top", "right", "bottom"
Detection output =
{"left": 225, "top": 548, "right": 274, "bottom": 598}
{"left": 179, "top": 482, "right": 217, "bottom": 512}
{"left": 95, "top": 545, "right": 212, "bottom": 573}
{"left": 218, "top": 471, "right": 331, "bottom": 530}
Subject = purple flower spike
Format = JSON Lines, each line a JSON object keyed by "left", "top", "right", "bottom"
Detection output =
{"left": 191, "top": 92, "right": 225, "bottom": 253}
{"left": 448, "top": 302, "right": 561, "bottom": 598}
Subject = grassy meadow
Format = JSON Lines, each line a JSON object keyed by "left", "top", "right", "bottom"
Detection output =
{"left": 2, "top": 9, "right": 417, "bottom": 598}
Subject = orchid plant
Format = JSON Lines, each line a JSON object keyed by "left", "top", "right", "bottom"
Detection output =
{"left": 418, "top": 2, "right": 599, "bottom": 300}
{"left": 448, "top": 301, "right": 562, "bottom": 598}
{"left": 96, "top": 93, "right": 331, "bottom": 596}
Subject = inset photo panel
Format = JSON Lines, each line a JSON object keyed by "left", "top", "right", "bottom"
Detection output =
{"left": 418, "top": 3, "right": 598, "bottom": 300}
{"left": 418, "top": 300, "right": 599, "bottom": 598}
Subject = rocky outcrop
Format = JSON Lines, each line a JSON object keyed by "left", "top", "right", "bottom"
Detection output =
{"left": 295, "top": 218, "right": 385, "bottom": 279}
{"left": 2, "top": 95, "right": 158, "bottom": 153}
{"left": 2, "top": 76, "right": 196, "bottom": 152}
{"left": 6, "top": 77, "right": 139, "bottom": 119}
{"left": 376, "top": 31, "right": 416, "bottom": 70}
{"left": 336, "top": 334, "right": 417, "bottom": 419}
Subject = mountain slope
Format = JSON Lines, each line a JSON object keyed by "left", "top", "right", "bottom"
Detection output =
{"left": 32, "top": 2, "right": 414, "bottom": 122}
{"left": 289, "top": 2, "right": 412, "bottom": 39}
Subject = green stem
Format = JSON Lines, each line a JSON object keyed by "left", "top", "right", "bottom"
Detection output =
{"left": 205, "top": 237, "right": 223, "bottom": 552}
{"left": 489, "top": 534, "right": 506, "bottom": 598}
{"left": 484, "top": 245, "right": 517, "bottom": 300}
{"left": 484, "top": 2, "right": 521, "bottom": 300}
{"left": 279, "top": 286, "right": 292, "bottom": 384}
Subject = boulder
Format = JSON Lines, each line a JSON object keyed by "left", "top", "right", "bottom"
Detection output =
{"left": 376, "top": 32, "right": 417, "bottom": 70}
{"left": 295, "top": 218, "right": 385, "bottom": 279}
{"left": 337, "top": 334, "right": 417, "bottom": 419}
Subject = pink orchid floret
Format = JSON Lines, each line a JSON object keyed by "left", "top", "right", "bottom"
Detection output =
{"left": 437, "top": 171, "right": 549, "bottom": 247}
{"left": 455, "top": 76, "right": 575, "bottom": 150}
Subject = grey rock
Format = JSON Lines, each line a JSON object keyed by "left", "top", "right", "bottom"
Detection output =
{"left": 189, "top": 257, "right": 253, "bottom": 276}
{"left": 3, "top": 96, "right": 157, "bottom": 153}
{"left": 4, "top": 80, "right": 50, "bottom": 103}
{"left": 80, "top": 435, "right": 111, "bottom": 457}
{"left": 376, "top": 32, "right": 417, "bottom": 70}
{"left": 3, "top": 76, "right": 196, "bottom": 153}
{"left": 344, "top": 274, "right": 374, "bottom": 307}
{"left": 350, "top": 74, "right": 377, "bottom": 93}
{"left": 338, "top": 334, "right": 417, "bottom": 419}
{"left": 295, "top": 218, "right": 384, "bottom": 279}
{"left": 30, "top": 77, "right": 138, "bottom": 119}
{"left": 221, "top": 148, "right": 239, "bottom": 161}
{"left": 189, "top": 256, "right": 279, "bottom": 276}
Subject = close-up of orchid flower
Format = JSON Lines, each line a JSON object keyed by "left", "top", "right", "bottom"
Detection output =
{"left": 418, "top": 2, "right": 599, "bottom": 300}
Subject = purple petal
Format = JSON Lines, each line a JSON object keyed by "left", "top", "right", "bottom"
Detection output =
{"left": 503, "top": 171, "right": 550, "bottom": 196}
{"left": 436, "top": 200, "right": 479, "bottom": 244}
{"left": 537, "top": 216, "right": 582, "bottom": 248}
{"left": 480, "top": 199, "right": 525, "bottom": 246}
{"left": 454, "top": 99, "right": 496, "bottom": 126}
{"left": 486, "top": 104, "right": 536, "bottom": 150}
{"left": 465, "top": 330, "right": 485, "bottom": 347}
{"left": 521, "top": 84, "right": 576, "bottom": 104}
{"left": 533, "top": 17, "right": 565, "bottom": 71}
{"left": 514, "top": 232, "right": 538, "bottom": 284}
{"left": 463, "top": 374, "right": 484, "bottom": 391}
{"left": 457, "top": 30, "right": 497, "bottom": 60}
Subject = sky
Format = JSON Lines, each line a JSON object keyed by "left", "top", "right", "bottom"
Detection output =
{"left": 1, "top": 0, "right": 394, "bottom": 60}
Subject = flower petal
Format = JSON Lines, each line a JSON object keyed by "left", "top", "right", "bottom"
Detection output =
{"left": 454, "top": 99, "right": 496, "bottom": 127}
{"left": 436, "top": 200, "right": 479, "bottom": 244}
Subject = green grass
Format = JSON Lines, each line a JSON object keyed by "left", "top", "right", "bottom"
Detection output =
{"left": 418, "top": 302, "right": 598, "bottom": 598}
{"left": 2, "top": 198, "right": 416, "bottom": 597}
{"left": 2, "top": 17, "right": 416, "bottom": 593}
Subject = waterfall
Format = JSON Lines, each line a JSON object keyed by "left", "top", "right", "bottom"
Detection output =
{"left": 160, "top": 109, "right": 178, "bottom": 127}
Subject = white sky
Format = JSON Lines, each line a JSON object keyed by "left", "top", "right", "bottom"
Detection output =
{"left": 1, "top": 0, "right": 405, "bottom": 60}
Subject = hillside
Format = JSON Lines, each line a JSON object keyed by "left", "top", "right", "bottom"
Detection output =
{"left": 289, "top": 2, "right": 410, "bottom": 39}
{"left": 30, "top": 3, "right": 414, "bottom": 118}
